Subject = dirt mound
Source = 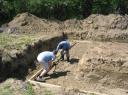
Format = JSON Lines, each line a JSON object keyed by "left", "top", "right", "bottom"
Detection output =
{"left": 5, "top": 13, "right": 128, "bottom": 40}
{"left": 80, "top": 14, "right": 128, "bottom": 41}
{"left": 76, "top": 42, "right": 128, "bottom": 90}
{"left": 83, "top": 14, "right": 128, "bottom": 30}
{"left": 6, "top": 12, "right": 60, "bottom": 33}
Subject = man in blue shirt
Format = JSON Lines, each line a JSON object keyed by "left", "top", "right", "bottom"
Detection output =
{"left": 36, "top": 50, "right": 57, "bottom": 82}
{"left": 56, "top": 40, "right": 70, "bottom": 62}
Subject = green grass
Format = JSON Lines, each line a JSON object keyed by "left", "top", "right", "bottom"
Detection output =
{"left": 0, "top": 82, "right": 36, "bottom": 95}
{"left": 22, "top": 83, "right": 54, "bottom": 95}
{"left": 0, "top": 84, "right": 14, "bottom": 95}
{"left": 0, "top": 33, "right": 37, "bottom": 50}
{"left": 23, "top": 83, "right": 35, "bottom": 95}
{"left": 44, "top": 89, "right": 55, "bottom": 95}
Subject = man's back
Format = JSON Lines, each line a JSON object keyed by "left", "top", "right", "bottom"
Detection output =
{"left": 37, "top": 51, "right": 55, "bottom": 63}
{"left": 57, "top": 40, "right": 70, "bottom": 50}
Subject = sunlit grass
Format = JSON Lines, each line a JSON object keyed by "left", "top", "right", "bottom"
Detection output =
{"left": 0, "top": 84, "right": 14, "bottom": 95}
{"left": 0, "top": 33, "right": 37, "bottom": 50}
{"left": 0, "top": 82, "right": 36, "bottom": 95}
{"left": 23, "top": 83, "right": 36, "bottom": 95}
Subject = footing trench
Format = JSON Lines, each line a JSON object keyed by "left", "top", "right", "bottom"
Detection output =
{"left": 28, "top": 40, "right": 128, "bottom": 95}
{"left": 28, "top": 68, "right": 107, "bottom": 95}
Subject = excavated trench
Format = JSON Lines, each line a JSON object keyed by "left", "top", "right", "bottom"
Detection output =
{"left": 0, "top": 31, "right": 89, "bottom": 82}
{"left": 1, "top": 32, "right": 128, "bottom": 95}
{"left": 29, "top": 40, "right": 128, "bottom": 95}
{"left": 0, "top": 35, "right": 63, "bottom": 81}
{"left": 1, "top": 13, "right": 128, "bottom": 94}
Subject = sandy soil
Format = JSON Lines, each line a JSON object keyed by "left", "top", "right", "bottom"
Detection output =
{"left": 35, "top": 40, "right": 128, "bottom": 95}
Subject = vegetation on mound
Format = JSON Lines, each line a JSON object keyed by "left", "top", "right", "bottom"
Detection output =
{"left": 0, "top": 33, "right": 37, "bottom": 50}
{"left": 0, "top": 79, "right": 55, "bottom": 95}
{"left": 0, "top": 82, "right": 35, "bottom": 95}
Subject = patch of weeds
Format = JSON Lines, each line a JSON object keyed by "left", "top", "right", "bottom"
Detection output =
{"left": 0, "top": 33, "right": 36, "bottom": 50}
{"left": 0, "top": 84, "right": 14, "bottom": 95}
{"left": 23, "top": 83, "right": 35, "bottom": 95}
{"left": 89, "top": 93, "right": 97, "bottom": 95}
{"left": 44, "top": 89, "right": 54, "bottom": 95}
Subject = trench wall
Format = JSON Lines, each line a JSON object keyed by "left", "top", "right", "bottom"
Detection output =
{"left": 0, "top": 35, "right": 62, "bottom": 80}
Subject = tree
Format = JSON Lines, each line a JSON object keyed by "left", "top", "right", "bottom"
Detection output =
{"left": 82, "top": 0, "right": 93, "bottom": 18}
{"left": 116, "top": 0, "right": 128, "bottom": 15}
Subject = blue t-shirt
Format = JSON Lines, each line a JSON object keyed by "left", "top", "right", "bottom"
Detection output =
{"left": 37, "top": 51, "right": 55, "bottom": 63}
{"left": 56, "top": 40, "right": 70, "bottom": 51}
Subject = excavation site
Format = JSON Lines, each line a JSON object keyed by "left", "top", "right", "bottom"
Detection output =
{"left": 0, "top": 13, "right": 128, "bottom": 95}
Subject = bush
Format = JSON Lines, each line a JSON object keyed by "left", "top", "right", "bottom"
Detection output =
{"left": 0, "top": 0, "right": 128, "bottom": 25}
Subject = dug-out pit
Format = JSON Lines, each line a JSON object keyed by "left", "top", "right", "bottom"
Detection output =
{"left": 0, "top": 34, "right": 63, "bottom": 81}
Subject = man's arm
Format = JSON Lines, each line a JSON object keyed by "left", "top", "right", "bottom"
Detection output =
{"left": 46, "top": 61, "right": 53, "bottom": 73}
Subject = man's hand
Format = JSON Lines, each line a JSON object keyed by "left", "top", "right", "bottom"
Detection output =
{"left": 51, "top": 61, "right": 57, "bottom": 67}
{"left": 34, "top": 60, "right": 39, "bottom": 65}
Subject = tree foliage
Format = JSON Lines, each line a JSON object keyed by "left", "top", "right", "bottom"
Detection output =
{"left": 0, "top": 0, "right": 128, "bottom": 25}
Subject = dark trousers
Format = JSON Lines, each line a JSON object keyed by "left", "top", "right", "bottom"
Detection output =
{"left": 61, "top": 49, "right": 70, "bottom": 61}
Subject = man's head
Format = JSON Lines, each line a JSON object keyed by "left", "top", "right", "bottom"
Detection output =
{"left": 62, "top": 32, "right": 68, "bottom": 41}
{"left": 53, "top": 50, "right": 58, "bottom": 55}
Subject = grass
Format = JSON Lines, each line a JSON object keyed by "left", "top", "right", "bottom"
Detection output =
{"left": 0, "top": 33, "right": 37, "bottom": 50}
{"left": 0, "top": 82, "right": 36, "bottom": 95}
{"left": 0, "top": 84, "right": 14, "bottom": 95}
{"left": 23, "top": 83, "right": 35, "bottom": 95}
{"left": 22, "top": 83, "right": 54, "bottom": 95}
{"left": 44, "top": 89, "right": 55, "bottom": 95}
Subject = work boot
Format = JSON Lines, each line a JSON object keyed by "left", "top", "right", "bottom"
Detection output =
{"left": 44, "top": 73, "right": 49, "bottom": 77}
{"left": 35, "top": 76, "right": 45, "bottom": 82}
{"left": 61, "top": 55, "right": 64, "bottom": 61}
{"left": 67, "top": 57, "right": 70, "bottom": 62}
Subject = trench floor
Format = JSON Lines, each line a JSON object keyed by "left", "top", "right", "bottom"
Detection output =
{"left": 29, "top": 40, "right": 128, "bottom": 95}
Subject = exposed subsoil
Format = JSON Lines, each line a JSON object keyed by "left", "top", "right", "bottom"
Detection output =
{"left": 37, "top": 40, "right": 128, "bottom": 95}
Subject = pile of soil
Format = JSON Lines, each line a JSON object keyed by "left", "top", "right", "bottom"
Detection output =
{"left": 80, "top": 14, "right": 128, "bottom": 41}
{"left": 6, "top": 12, "right": 60, "bottom": 33}
{"left": 3, "top": 12, "right": 128, "bottom": 41}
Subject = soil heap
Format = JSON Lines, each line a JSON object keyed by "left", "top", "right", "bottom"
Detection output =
{"left": 3, "top": 12, "right": 128, "bottom": 42}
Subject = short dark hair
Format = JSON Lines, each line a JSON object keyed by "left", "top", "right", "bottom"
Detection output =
{"left": 53, "top": 50, "right": 58, "bottom": 55}
{"left": 62, "top": 32, "right": 68, "bottom": 41}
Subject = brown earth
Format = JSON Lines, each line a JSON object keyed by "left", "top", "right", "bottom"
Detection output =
{"left": 1, "top": 40, "right": 128, "bottom": 95}
{"left": 0, "top": 13, "right": 128, "bottom": 95}
{"left": 3, "top": 12, "right": 128, "bottom": 42}
{"left": 41, "top": 40, "right": 128, "bottom": 95}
